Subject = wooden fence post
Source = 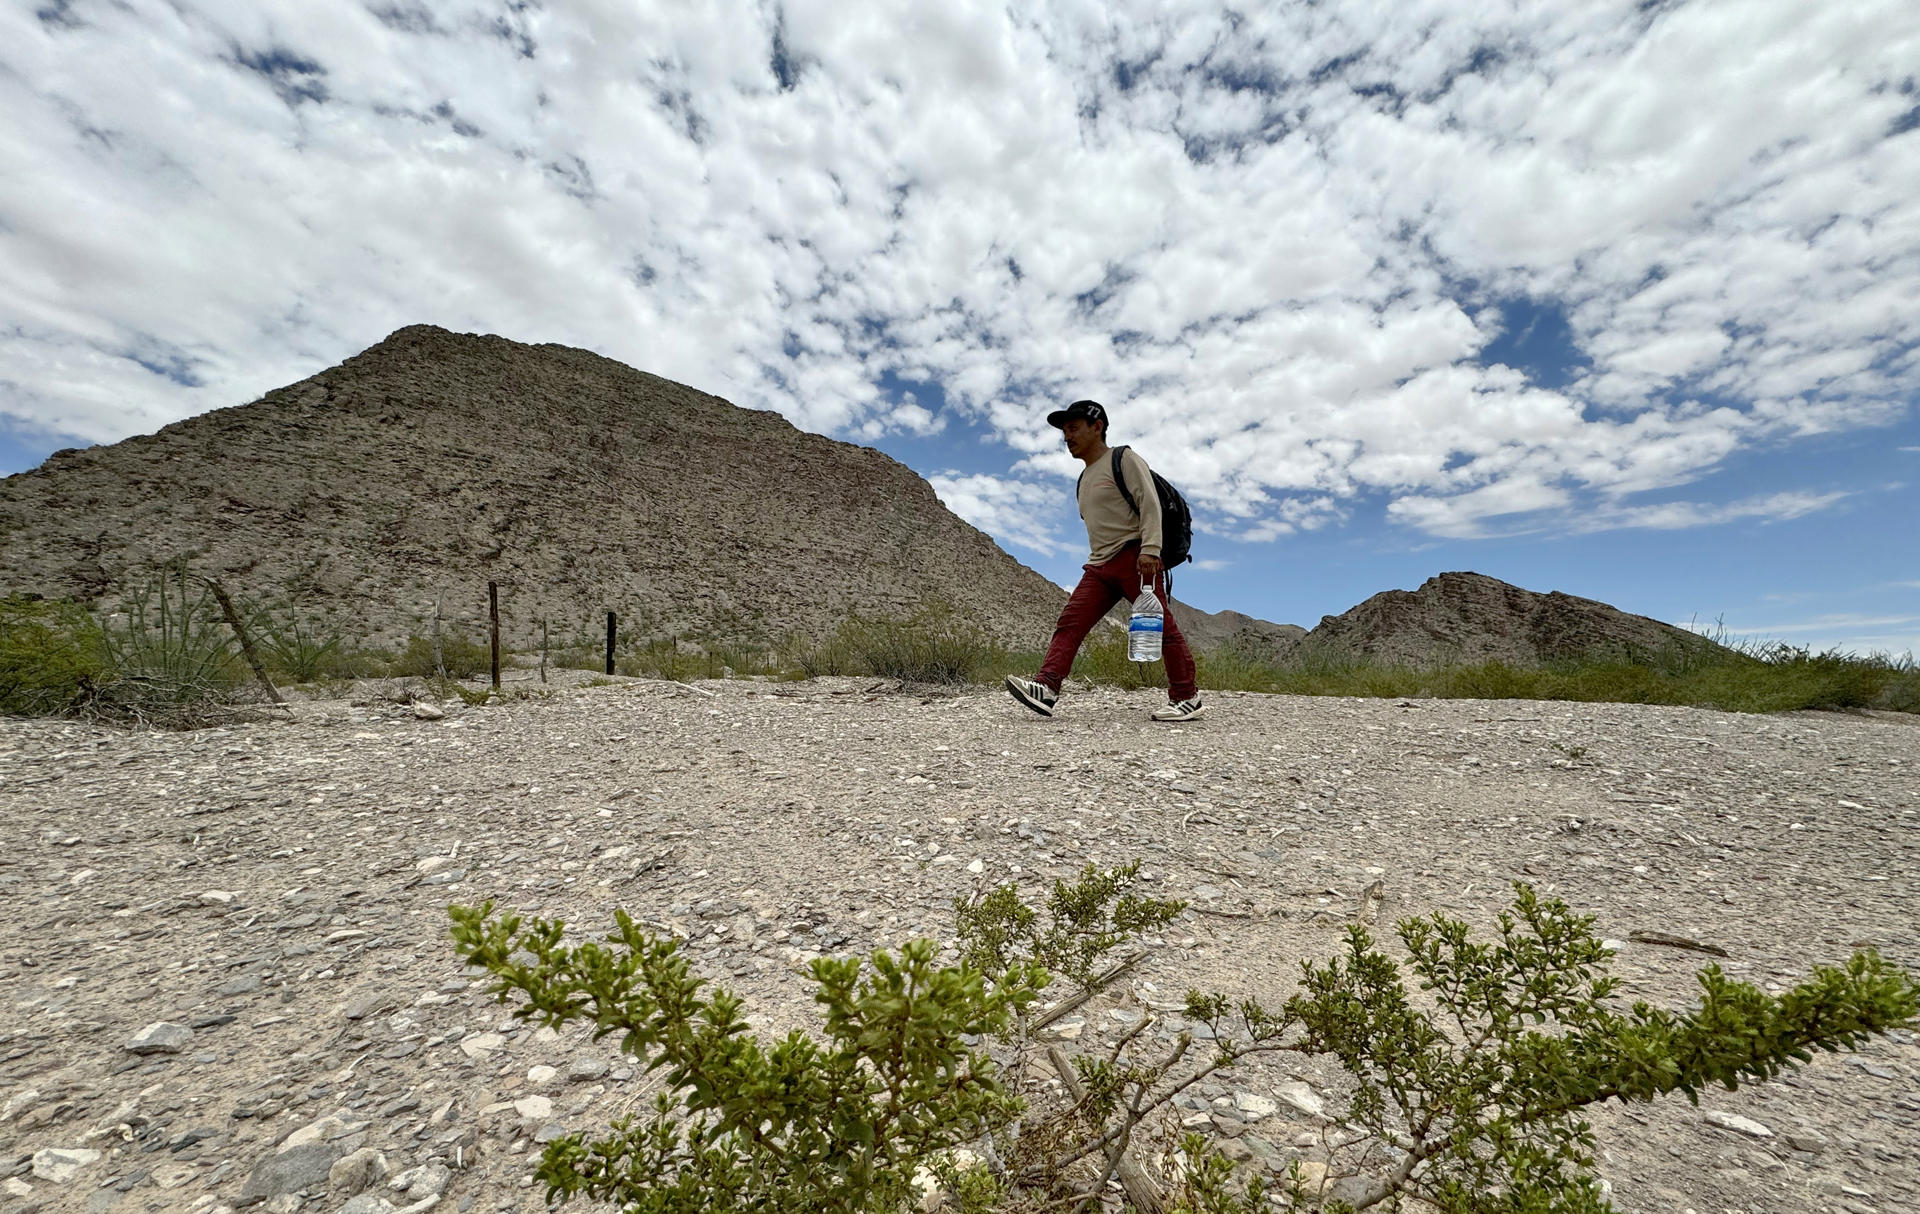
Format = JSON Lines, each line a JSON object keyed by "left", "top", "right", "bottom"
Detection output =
{"left": 204, "top": 577, "right": 283, "bottom": 705}
{"left": 432, "top": 589, "right": 446, "bottom": 681}
{"left": 605, "top": 611, "right": 617, "bottom": 676}
{"left": 488, "top": 581, "right": 501, "bottom": 690}
{"left": 540, "top": 617, "right": 549, "bottom": 684}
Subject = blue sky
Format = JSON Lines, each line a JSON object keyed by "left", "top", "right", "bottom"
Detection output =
{"left": 3, "top": 1, "right": 1917, "bottom": 654}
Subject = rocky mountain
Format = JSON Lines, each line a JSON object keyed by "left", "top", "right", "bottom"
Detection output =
{"left": 1, "top": 325, "right": 1086, "bottom": 651}
{"left": 1169, "top": 604, "right": 1307, "bottom": 660}
{"left": 1299, "top": 571, "right": 1723, "bottom": 666}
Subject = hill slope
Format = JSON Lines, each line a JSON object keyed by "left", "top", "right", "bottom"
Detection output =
{"left": 1301, "top": 571, "right": 1722, "bottom": 666}
{"left": 1, "top": 326, "right": 1077, "bottom": 650}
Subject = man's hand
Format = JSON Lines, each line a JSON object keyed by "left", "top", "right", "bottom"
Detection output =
{"left": 1137, "top": 553, "right": 1164, "bottom": 581}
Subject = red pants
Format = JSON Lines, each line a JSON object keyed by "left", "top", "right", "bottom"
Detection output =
{"left": 1039, "top": 543, "right": 1198, "bottom": 701}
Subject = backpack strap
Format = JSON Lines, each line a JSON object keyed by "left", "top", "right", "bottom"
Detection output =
{"left": 1110, "top": 445, "right": 1139, "bottom": 516}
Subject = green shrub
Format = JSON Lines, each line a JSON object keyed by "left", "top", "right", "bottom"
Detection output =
{"left": 451, "top": 908, "right": 1046, "bottom": 1213}
{"left": 391, "top": 631, "right": 492, "bottom": 679}
{"left": 451, "top": 867, "right": 1917, "bottom": 1214}
{"left": 617, "top": 636, "right": 777, "bottom": 682}
{"left": 0, "top": 595, "right": 108, "bottom": 716}
{"left": 838, "top": 600, "right": 1008, "bottom": 685}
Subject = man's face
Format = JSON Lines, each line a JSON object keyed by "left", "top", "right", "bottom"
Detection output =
{"left": 1060, "top": 417, "right": 1102, "bottom": 457}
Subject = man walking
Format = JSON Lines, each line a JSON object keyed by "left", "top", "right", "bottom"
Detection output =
{"left": 1005, "top": 400, "right": 1205, "bottom": 721}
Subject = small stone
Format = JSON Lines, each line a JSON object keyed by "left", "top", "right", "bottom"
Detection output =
{"left": 200, "top": 890, "right": 236, "bottom": 905}
{"left": 1290, "top": 1160, "right": 1330, "bottom": 1196}
{"left": 1239, "top": 1133, "right": 1288, "bottom": 1173}
{"left": 526, "top": 1064, "right": 559, "bottom": 1087}
{"left": 1232, "top": 1092, "right": 1278, "bottom": 1120}
{"left": 281, "top": 1111, "right": 368, "bottom": 1150}
{"left": 344, "top": 991, "right": 395, "bottom": 1021}
{"left": 565, "top": 1057, "right": 609, "bottom": 1082}
{"left": 4, "top": 1177, "right": 32, "bottom": 1197}
{"left": 1784, "top": 1129, "right": 1829, "bottom": 1154}
{"left": 513, "top": 1095, "right": 553, "bottom": 1121}
{"left": 389, "top": 1161, "right": 452, "bottom": 1198}
{"left": 31, "top": 1147, "right": 102, "bottom": 1183}
{"left": 239, "top": 1142, "right": 343, "bottom": 1201}
{"left": 151, "top": 1162, "right": 199, "bottom": 1189}
{"left": 1191, "top": 884, "right": 1224, "bottom": 901}
{"left": 966, "top": 859, "right": 984, "bottom": 874}
{"left": 459, "top": 1032, "right": 505, "bottom": 1059}
{"left": 415, "top": 856, "right": 454, "bottom": 876}
{"left": 1273, "top": 1080, "right": 1326, "bottom": 1120}
{"left": 534, "top": 1122, "right": 569, "bottom": 1143}
{"left": 420, "top": 868, "right": 466, "bottom": 886}
{"left": 126, "top": 1021, "right": 194, "bottom": 1054}
{"left": 218, "top": 975, "right": 265, "bottom": 997}
{"left": 263, "top": 1195, "right": 303, "bottom": 1214}
{"left": 0, "top": 1088, "right": 39, "bottom": 1122}
{"left": 340, "top": 1196, "right": 397, "bottom": 1214}
{"left": 413, "top": 702, "right": 445, "bottom": 720}
{"left": 1704, "top": 1110, "right": 1773, "bottom": 1138}
{"left": 1042, "top": 1016, "right": 1084, "bottom": 1041}
{"left": 328, "top": 1147, "right": 390, "bottom": 1198}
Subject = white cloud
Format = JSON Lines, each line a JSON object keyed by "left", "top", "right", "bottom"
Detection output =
{"left": 0, "top": 0, "right": 1915, "bottom": 547}
{"left": 1189, "top": 559, "right": 1230, "bottom": 572}
{"left": 926, "top": 473, "right": 1072, "bottom": 556}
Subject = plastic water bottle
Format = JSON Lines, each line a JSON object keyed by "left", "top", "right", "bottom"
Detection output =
{"left": 1128, "top": 581, "right": 1164, "bottom": 663}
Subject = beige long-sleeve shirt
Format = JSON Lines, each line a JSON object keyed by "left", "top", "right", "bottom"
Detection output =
{"left": 1076, "top": 445, "right": 1162, "bottom": 563}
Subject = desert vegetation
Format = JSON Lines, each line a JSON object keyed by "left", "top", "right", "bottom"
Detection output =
{"left": 452, "top": 862, "right": 1919, "bottom": 1213}
{"left": 3, "top": 577, "right": 1914, "bottom": 727}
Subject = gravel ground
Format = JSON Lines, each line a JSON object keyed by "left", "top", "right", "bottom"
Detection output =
{"left": 2, "top": 673, "right": 1915, "bottom": 1214}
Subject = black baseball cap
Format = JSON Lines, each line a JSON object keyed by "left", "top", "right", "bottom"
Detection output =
{"left": 1047, "top": 399, "right": 1107, "bottom": 429}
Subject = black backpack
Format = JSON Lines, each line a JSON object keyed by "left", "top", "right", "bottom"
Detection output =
{"left": 1108, "top": 445, "right": 1193, "bottom": 569}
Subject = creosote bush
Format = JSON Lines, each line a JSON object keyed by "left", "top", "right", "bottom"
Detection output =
{"left": 0, "top": 594, "right": 109, "bottom": 716}
{"left": 391, "top": 630, "right": 492, "bottom": 679}
{"left": 450, "top": 905, "right": 1048, "bottom": 1213}
{"left": 450, "top": 868, "right": 1918, "bottom": 1214}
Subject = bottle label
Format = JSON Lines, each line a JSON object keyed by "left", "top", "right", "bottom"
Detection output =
{"left": 1128, "top": 616, "right": 1164, "bottom": 633}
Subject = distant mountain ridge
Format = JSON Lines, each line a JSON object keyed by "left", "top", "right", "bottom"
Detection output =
{"left": 1297, "top": 571, "right": 1721, "bottom": 666}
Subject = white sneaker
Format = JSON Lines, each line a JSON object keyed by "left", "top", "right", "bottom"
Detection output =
{"left": 1005, "top": 675, "right": 1058, "bottom": 717}
{"left": 1151, "top": 697, "right": 1206, "bottom": 722}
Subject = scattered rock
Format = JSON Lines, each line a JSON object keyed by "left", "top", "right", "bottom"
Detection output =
{"left": 239, "top": 1142, "right": 345, "bottom": 1202}
{"left": 4, "top": 1177, "right": 33, "bottom": 1198}
{"left": 389, "top": 1161, "right": 452, "bottom": 1199}
{"left": 565, "top": 1057, "right": 609, "bottom": 1082}
{"left": 31, "top": 1147, "right": 101, "bottom": 1183}
{"left": 1785, "top": 1129, "right": 1830, "bottom": 1154}
{"left": 459, "top": 1032, "right": 505, "bottom": 1059}
{"left": 513, "top": 1095, "right": 553, "bottom": 1121}
{"left": 341, "top": 1196, "right": 398, "bottom": 1214}
{"left": 526, "top": 1064, "right": 559, "bottom": 1087}
{"left": 151, "top": 1162, "right": 199, "bottom": 1189}
{"left": 329, "top": 1147, "right": 391, "bottom": 1198}
{"left": 125, "top": 1022, "right": 194, "bottom": 1054}
{"left": 1273, "top": 1080, "right": 1326, "bottom": 1120}
{"left": 1703, "top": 1110, "right": 1773, "bottom": 1138}
{"left": 1232, "top": 1091, "right": 1278, "bottom": 1120}
{"left": 344, "top": 990, "right": 396, "bottom": 1021}
{"left": 413, "top": 702, "right": 445, "bottom": 720}
{"left": 280, "top": 1110, "right": 369, "bottom": 1152}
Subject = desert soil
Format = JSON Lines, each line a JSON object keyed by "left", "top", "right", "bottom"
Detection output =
{"left": 2, "top": 673, "right": 1915, "bottom": 1214}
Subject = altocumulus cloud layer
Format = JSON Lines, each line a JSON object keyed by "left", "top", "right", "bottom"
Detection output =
{"left": 2, "top": 0, "right": 1916, "bottom": 548}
